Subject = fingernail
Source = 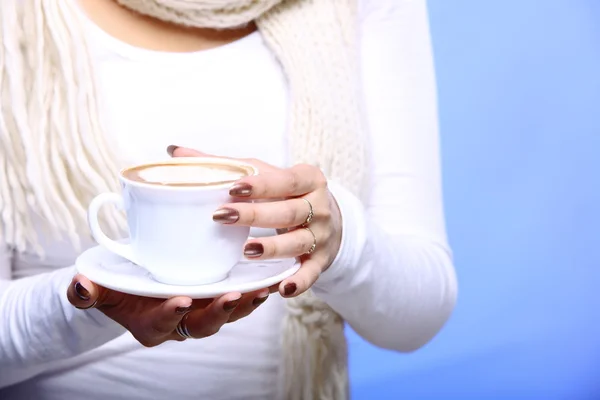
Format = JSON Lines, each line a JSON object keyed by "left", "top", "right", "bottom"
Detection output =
{"left": 283, "top": 283, "right": 297, "bottom": 297}
{"left": 212, "top": 208, "right": 239, "bottom": 224}
{"left": 176, "top": 306, "right": 192, "bottom": 314}
{"left": 166, "top": 145, "right": 179, "bottom": 157}
{"left": 223, "top": 298, "right": 242, "bottom": 312}
{"left": 229, "top": 182, "right": 253, "bottom": 197}
{"left": 252, "top": 294, "right": 269, "bottom": 307}
{"left": 74, "top": 282, "right": 91, "bottom": 301}
{"left": 244, "top": 242, "right": 264, "bottom": 257}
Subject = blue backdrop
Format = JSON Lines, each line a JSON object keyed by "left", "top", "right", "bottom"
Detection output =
{"left": 349, "top": 1, "right": 600, "bottom": 399}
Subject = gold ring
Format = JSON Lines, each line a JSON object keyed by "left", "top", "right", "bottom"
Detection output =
{"left": 304, "top": 227, "right": 317, "bottom": 255}
{"left": 175, "top": 313, "right": 193, "bottom": 339}
{"left": 301, "top": 198, "right": 314, "bottom": 227}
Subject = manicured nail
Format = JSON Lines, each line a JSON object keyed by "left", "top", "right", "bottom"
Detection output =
{"left": 212, "top": 208, "right": 240, "bottom": 224}
{"left": 176, "top": 306, "right": 192, "bottom": 314}
{"left": 283, "top": 283, "right": 297, "bottom": 297}
{"left": 244, "top": 242, "right": 264, "bottom": 257}
{"left": 166, "top": 145, "right": 179, "bottom": 157}
{"left": 229, "top": 182, "right": 253, "bottom": 197}
{"left": 74, "top": 282, "right": 91, "bottom": 301}
{"left": 223, "top": 298, "right": 242, "bottom": 312}
{"left": 252, "top": 294, "right": 269, "bottom": 307}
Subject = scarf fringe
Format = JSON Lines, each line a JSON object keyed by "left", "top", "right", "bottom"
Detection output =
{"left": 283, "top": 291, "right": 349, "bottom": 400}
{"left": 0, "top": 0, "right": 126, "bottom": 254}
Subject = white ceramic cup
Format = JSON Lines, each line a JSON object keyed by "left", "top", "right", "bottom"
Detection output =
{"left": 87, "top": 157, "right": 257, "bottom": 286}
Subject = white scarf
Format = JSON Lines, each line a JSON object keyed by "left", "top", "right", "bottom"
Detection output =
{"left": 0, "top": 1, "right": 367, "bottom": 398}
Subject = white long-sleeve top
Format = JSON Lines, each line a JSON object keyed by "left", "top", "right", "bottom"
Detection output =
{"left": 0, "top": 0, "right": 457, "bottom": 399}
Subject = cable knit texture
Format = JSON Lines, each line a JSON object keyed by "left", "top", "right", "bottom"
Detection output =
{"left": 0, "top": 1, "right": 367, "bottom": 399}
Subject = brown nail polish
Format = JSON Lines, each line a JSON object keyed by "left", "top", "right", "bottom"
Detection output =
{"left": 74, "top": 282, "right": 91, "bottom": 301}
{"left": 223, "top": 298, "right": 241, "bottom": 312}
{"left": 244, "top": 242, "right": 264, "bottom": 257}
{"left": 213, "top": 208, "right": 239, "bottom": 224}
{"left": 283, "top": 283, "right": 297, "bottom": 297}
{"left": 229, "top": 182, "right": 253, "bottom": 197}
{"left": 252, "top": 295, "right": 269, "bottom": 307}
{"left": 166, "top": 145, "right": 179, "bottom": 157}
{"left": 176, "top": 306, "right": 192, "bottom": 314}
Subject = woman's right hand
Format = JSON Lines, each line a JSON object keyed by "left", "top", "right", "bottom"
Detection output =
{"left": 66, "top": 274, "right": 270, "bottom": 347}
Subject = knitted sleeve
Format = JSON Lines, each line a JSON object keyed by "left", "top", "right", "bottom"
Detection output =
{"left": 311, "top": 0, "right": 458, "bottom": 351}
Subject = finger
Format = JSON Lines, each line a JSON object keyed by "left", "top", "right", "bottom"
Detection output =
{"left": 146, "top": 296, "right": 194, "bottom": 339}
{"left": 279, "top": 258, "right": 323, "bottom": 298}
{"left": 168, "top": 145, "right": 210, "bottom": 158}
{"left": 184, "top": 292, "right": 242, "bottom": 338}
{"left": 67, "top": 274, "right": 105, "bottom": 310}
{"left": 268, "top": 283, "right": 280, "bottom": 294}
{"left": 242, "top": 228, "right": 316, "bottom": 260}
{"left": 229, "top": 164, "right": 327, "bottom": 199}
{"left": 190, "top": 298, "right": 217, "bottom": 309}
{"left": 227, "top": 289, "right": 270, "bottom": 323}
{"left": 168, "top": 146, "right": 279, "bottom": 184}
{"left": 67, "top": 274, "right": 142, "bottom": 312}
{"left": 213, "top": 197, "right": 319, "bottom": 229}
{"left": 170, "top": 145, "right": 277, "bottom": 171}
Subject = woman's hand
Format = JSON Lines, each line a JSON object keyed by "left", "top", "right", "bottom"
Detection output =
{"left": 66, "top": 274, "right": 270, "bottom": 346}
{"left": 170, "top": 146, "right": 343, "bottom": 298}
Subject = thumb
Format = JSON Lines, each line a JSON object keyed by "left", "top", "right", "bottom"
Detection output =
{"left": 67, "top": 274, "right": 106, "bottom": 310}
{"left": 166, "top": 145, "right": 210, "bottom": 158}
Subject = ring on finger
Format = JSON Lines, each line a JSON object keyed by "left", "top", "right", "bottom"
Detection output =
{"left": 304, "top": 227, "right": 317, "bottom": 255}
{"left": 175, "top": 313, "right": 194, "bottom": 339}
{"left": 301, "top": 198, "right": 314, "bottom": 227}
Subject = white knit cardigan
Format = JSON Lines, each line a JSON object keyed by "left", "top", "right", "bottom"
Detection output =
{"left": 0, "top": 1, "right": 368, "bottom": 399}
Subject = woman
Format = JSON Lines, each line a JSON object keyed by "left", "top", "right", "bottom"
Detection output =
{"left": 0, "top": 0, "right": 457, "bottom": 399}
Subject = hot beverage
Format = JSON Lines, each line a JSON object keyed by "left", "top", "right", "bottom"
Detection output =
{"left": 87, "top": 157, "right": 258, "bottom": 286}
{"left": 122, "top": 162, "right": 251, "bottom": 187}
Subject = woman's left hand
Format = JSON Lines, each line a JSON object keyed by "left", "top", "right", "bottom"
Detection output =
{"left": 170, "top": 146, "right": 342, "bottom": 298}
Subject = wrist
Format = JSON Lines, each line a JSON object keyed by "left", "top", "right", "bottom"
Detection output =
{"left": 314, "top": 180, "right": 367, "bottom": 291}
{"left": 323, "top": 190, "right": 343, "bottom": 272}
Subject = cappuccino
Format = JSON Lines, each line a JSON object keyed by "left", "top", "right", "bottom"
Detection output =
{"left": 89, "top": 156, "right": 257, "bottom": 285}
{"left": 123, "top": 162, "right": 250, "bottom": 187}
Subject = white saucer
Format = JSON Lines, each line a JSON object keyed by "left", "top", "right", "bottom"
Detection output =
{"left": 75, "top": 245, "right": 300, "bottom": 299}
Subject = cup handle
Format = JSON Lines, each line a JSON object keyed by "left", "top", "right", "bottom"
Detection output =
{"left": 88, "top": 193, "right": 139, "bottom": 264}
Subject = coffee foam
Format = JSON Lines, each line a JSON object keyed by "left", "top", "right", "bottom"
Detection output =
{"left": 124, "top": 163, "right": 247, "bottom": 186}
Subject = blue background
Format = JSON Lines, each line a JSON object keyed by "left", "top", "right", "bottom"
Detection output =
{"left": 349, "top": 1, "right": 600, "bottom": 399}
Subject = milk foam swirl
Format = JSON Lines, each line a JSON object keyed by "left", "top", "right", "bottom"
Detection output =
{"left": 132, "top": 164, "right": 246, "bottom": 185}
